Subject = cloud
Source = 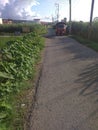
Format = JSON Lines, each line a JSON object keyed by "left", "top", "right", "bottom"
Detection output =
{"left": 0, "top": 0, "right": 9, "bottom": 6}
{"left": 0, "top": 0, "right": 40, "bottom": 20}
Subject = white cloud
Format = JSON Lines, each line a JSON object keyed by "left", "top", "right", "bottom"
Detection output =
{"left": 0, "top": 0, "right": 9, "bottom": 6}
{"left": 0, "top": 0, "right": 40, "bottom": 20}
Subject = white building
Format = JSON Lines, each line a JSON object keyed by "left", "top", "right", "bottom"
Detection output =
{"left": 33, "top": 19, "right": 41, "bottom": 24}
{"left": 0, "top": 18, "right": 3, "bottom": 24}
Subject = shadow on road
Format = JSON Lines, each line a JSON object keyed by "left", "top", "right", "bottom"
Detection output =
{"left": 62, "top": 38, "right": 98, "bottom": 60}
{"left": 75, "top": 63, "right": 98, "bottom": 121}
{"left": 76, "top": 63, "right": 98, "bottom": 97}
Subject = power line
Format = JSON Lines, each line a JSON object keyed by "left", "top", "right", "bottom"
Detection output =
{"left": 55, "top": 3, "right": 59, "bottom": 22}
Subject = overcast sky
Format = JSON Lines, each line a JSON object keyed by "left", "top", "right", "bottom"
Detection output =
{"left": 0, "top": 0, "right": 98, "bottom": 22}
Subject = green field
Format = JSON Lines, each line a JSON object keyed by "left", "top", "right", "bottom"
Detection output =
{"left": 0, "top": 36, "right": 23, "bottom": 48}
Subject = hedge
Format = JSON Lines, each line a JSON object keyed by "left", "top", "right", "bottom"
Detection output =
{"left": 0, "top": 31, "right": 45, "bottom": 129}
{"left": 71, "top": 21, "right": 98, "bottom": 42}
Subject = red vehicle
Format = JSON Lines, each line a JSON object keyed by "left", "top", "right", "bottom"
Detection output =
{"left": 55, "top": 22, "right": 66, "bottom": 36}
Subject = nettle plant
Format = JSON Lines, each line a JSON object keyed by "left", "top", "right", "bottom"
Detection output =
{"left": 0, "top": 32, "right": 44, "bottom": 125}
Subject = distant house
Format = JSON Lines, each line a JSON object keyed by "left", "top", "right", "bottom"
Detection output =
{"left": 3, "top": 19, "right": 13, "bottom": 24}
{"left": 0, "top": 18, "right": 3, "bottom": 24}
{"left": 33, "top": 19, "right": 41, "bottom": 24}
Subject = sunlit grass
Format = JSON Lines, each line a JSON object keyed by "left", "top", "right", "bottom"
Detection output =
{"left": 0, "top": 36, "right": 23, "bottom": 48}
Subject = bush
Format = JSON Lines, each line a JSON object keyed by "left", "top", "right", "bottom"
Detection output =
{"left": 0, "top": 31, "right": 45, "bottom": 129}
{"left": 0, "top": 24, "right": 22, "bottom": 34}
{"left": 71, "top": 21, "right": 88, "bottom": 37}
{"left": 71, "top": 21, "right": 98, "bottom": 42}
{"left": 91, "top": 22, "right": 98, "bottom": 41}
{"left": 0, "top": 23, "right": 47, "bottom": 35}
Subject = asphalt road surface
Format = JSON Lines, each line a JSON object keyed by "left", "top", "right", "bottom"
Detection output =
{"left": 30, "top": 33, "right": 98, "bottom": 130}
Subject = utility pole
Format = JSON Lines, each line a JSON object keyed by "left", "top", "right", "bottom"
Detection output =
{"left": 90, "top": 0, "right": 95, "bottom": 26}
{"left": 69, "top": 0, "right": 71, "bottom": 22}
{"left": 69, "top": 0, "right": 72, "bottom": 34}
{"left": 88, "top": 0, "right": 95, "bottom": 39}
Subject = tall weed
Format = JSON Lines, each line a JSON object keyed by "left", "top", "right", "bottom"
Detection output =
{"left": 71, "top": 21, "right": 98, "bottom": 42}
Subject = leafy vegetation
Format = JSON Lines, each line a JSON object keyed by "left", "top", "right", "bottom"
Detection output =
{"left": 0, "top": 36, "right": 23, "bottom": 48}
{"left": 0, "top": 23, "right": 47, "bottom": 35}
{"left": 0, "top": 25, "right": 46, "bottom": 130}
{"left": 71, "top": 21, "right": 98, "bottom": 42}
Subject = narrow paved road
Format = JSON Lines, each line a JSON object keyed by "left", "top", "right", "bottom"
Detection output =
{"left": 30, "top": 35, "right": 98, "bottom": 130}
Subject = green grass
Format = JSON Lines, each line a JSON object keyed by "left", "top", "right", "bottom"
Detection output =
{"left": 70, "top": 35, "right": 98, "bottom": 52}
{"left": 0, "top": 36, "right": 23, "bottom": 48}
{"left": 4, "top": 81, "right": 34, "bottom": 130}
{"left": 0, "top": 32, "right": 45, "bottom": 130}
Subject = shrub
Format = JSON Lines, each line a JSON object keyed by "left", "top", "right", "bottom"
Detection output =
{"left": 0, "top": 23, "right": 47, "bottom": 35}
{"left": 71, "top": 21, "right": 98, "bottom": 42}
{"left": 0, "top": 31, "right": 45, "bottom": 129}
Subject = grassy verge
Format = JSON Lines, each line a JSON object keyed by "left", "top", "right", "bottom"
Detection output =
{"left": 0, "top": 36, "right": 23, "bottom": 49}
{"left": 70, "top": 35, "right": 98, "bottom": 52}
{"left": 0, "top": 32, "right": 45, "bottom": 130}
{"left": 6, "top": 60, "right": 42, "bottom": 130}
